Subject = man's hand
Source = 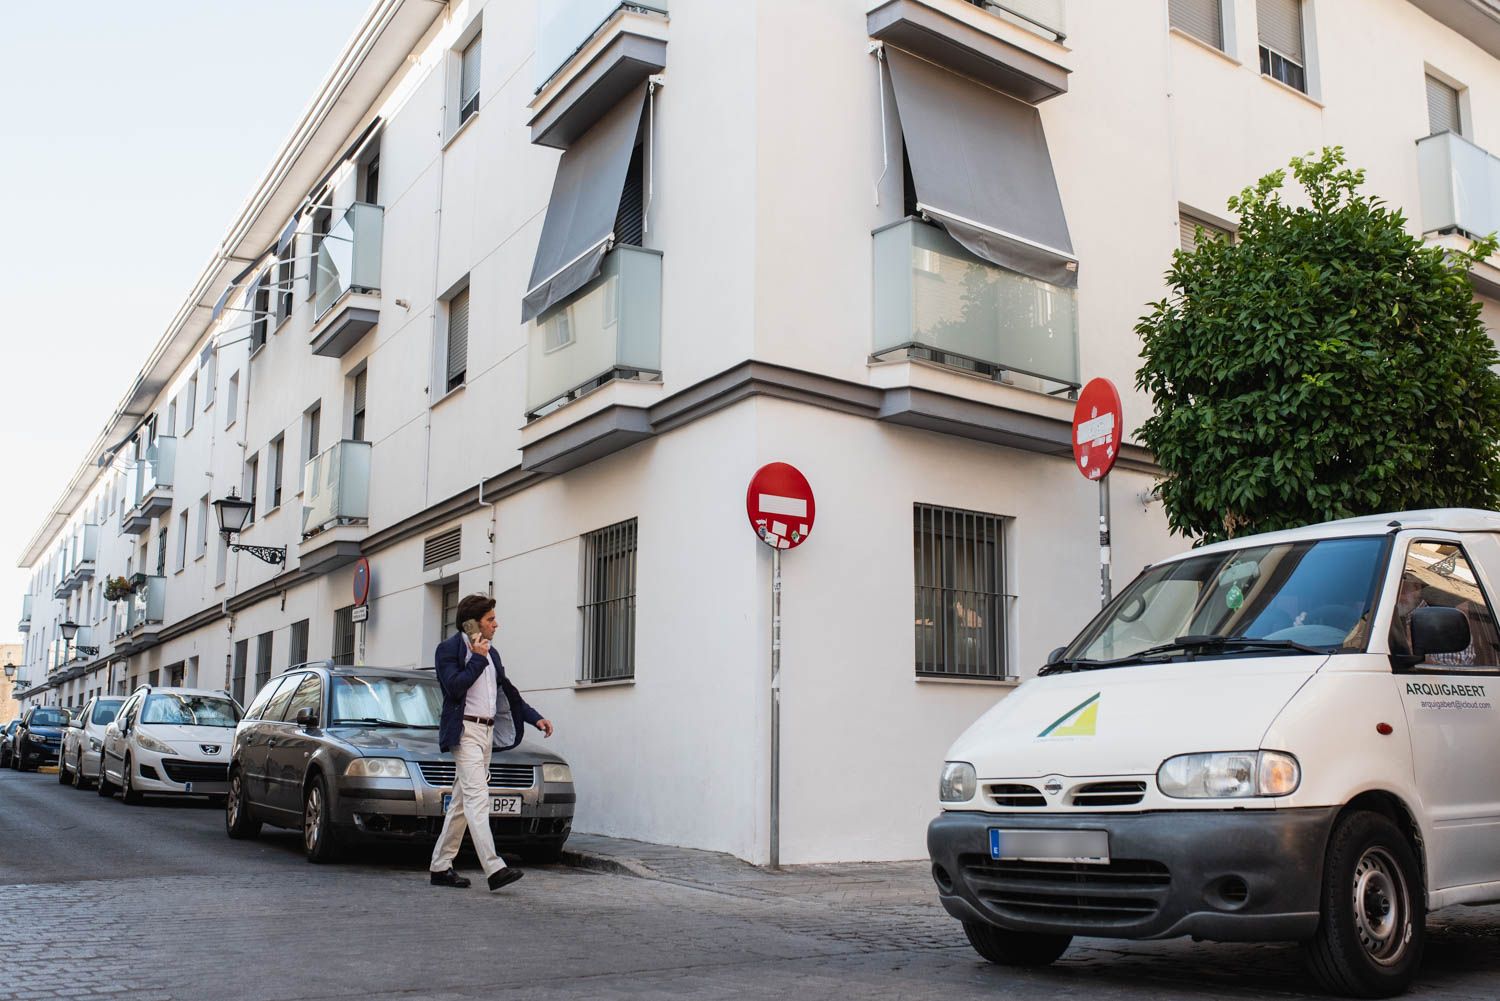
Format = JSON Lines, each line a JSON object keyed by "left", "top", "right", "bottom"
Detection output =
{"left": 536, "top": 719, "right": 554, "bottom": 738}
{"left": 471, "top": 637, "right": 491, "bottom": 658}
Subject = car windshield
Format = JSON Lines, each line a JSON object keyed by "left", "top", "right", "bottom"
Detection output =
{"left": 91, "top": 700, "right": 124, "bottom": 725}
{"left": 1064, "top": 536, "right": 1387, "bottom": 665}
{"left": 31, "top": 709, "right": 69, "bottom": 727}
{"left": 329, "top": 675, "right": 443, "bottom": 727}
{"left": 140, "top": 694, "right": 241, "bottom": 728}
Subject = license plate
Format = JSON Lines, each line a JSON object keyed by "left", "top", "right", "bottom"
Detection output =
{"left": 990, "top": 828, "right": 1109, "bottom": 865}
{"left": 441, "top": 793, "right": 524, "bottom": 816}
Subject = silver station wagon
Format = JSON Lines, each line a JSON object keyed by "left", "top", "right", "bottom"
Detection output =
{"left": 224, "top": 662, "right": 574, "bottom": 863}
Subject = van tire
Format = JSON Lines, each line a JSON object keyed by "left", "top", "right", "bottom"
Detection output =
{"left": 962, "top": 921, "right": 1071, "bottom": 967}
{"left": 1302, "top": 810, "right": 1424, "bottom": 998}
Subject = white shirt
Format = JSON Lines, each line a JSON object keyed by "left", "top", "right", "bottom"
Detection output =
{"left": 463, "top": 636, "right": 498, "bottom": 719}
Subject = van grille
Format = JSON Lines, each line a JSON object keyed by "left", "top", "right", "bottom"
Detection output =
{"left": 960, "top": 856, "right": 1171, "bottom": 928}
{"left": 417, "top": 762, "right": 534, "bottom": 789}
{"left": 987, "top": 783, "right": 1046, "bottom": 807}
{"left": 1069, "top": 781, "right": 1147, "bottom": 807}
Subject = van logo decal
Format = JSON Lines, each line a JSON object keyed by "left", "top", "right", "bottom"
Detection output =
{"left": 1038, "top": 693, "right": 1100, "bottom": 738}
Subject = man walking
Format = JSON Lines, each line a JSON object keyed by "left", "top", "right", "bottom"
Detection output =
{"left": 429, "top": 593, "right": 554, "bottom": 891}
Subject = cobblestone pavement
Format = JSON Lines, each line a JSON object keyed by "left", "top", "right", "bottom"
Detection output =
{"left": 4, "top": 768, "right": 1500, "bottom": 1000}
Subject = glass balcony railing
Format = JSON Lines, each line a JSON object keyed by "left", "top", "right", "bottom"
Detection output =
{"left": 1418, "top": 131, "right": 1500, "bottom": 242}
{"left": 971, "top": 0, "right": 1066, "bottom": 39}
{"left": 873, "top": 218, "right": 1079, "bottom": 390}
{"left": 302, "top": 440, "right": 372, "bottom": 538}
{"left": 535, "top": 0, "right": 669, "bottom": 91}
{"left": 18, "top": 594, "right": 32, "bottom": 632}
{"left": 313, "top": 203, "right": 384, "bottom": 321}
{"left": 135, "top": 437, "right": 177, "bottom": 504}
{"left": 127, "top": 575, "right": 166, "bottom": 633}
{"left": 527, "top": 245, "right": 662, "bottom": 418}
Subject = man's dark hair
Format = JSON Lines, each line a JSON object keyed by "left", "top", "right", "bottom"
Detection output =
{"left": 455, "top": 594, "right": 496, "bottom": 634}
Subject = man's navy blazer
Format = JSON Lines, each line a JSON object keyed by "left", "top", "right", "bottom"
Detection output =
{"left": 433, "top": 631, "right": 543, "bottom": 753}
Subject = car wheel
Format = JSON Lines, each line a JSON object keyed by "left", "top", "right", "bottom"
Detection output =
{"left": 71, "top": 752, "right": 88, "bottom": 790}
{"left": 96, "top": 756, "right": 116, "bottom": 797}
{"left": 1303, "top": 810, "right": 1424, "bottom": 999}
{"left": 58, "top": 753, "right": 71, "bottom": 784}
{"left": 302, "top": 774, "right": 341, "bottom": 864}
{"left": 962, "top": 921, "right": 1072, "bottom": 967}
{"left": 120, "top": 755, "right": 144, "bottom": 805}
{"left": 225, "top": 769, "right": 261, "bottom": 840}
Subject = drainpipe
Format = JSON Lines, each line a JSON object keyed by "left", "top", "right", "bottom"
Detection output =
{"left": 478, "top": 477, "right": 499, "bottom": 598}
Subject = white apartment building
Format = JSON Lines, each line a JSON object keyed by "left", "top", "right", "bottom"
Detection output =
{"left": 14, "top": 0, "right": 1500, "bottom": 864}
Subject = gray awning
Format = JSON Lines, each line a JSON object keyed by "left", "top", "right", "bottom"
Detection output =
{"left": 522, "top": 83, "right": 647, "bottom": 322}
{"left": 276, "top": 218, "right": 298, "bottom": 254}
{"left": 885, "top": 48, "right": 1077, "bottom": 289}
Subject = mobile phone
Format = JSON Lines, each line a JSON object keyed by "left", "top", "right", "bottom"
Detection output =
{"left": 462, "top": 618, "right": 481, "bottom": 644}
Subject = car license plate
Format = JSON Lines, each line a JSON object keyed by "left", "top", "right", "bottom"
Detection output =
{"left": 990, "top": 829, "right": 1109, "bottom": 865}
{"left": 441, "top": 793, "right": 524, "bottom": 815}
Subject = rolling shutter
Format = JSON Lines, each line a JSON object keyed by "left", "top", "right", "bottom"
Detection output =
{"left": 446, "top": 286, "right": 469, "bottom": 388}
{"left": 1170, "top": 0, "right": 1223, "bottom": 49}
{"left": 1257, "top": 0, "right": 1303, "bottom": 61}
{"left": 1426, "top": 74, "right": 1461, "bottom": 136}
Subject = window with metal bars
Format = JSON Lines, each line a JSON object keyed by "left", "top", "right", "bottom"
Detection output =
{"left": 333, "top": 606, "right": 355, "bottom": 666}
{"left": 914, "top": 504, "right": 1010, "bottom": 679}
{"left": 580, "top": 519, "right": 637, "bottom": 682}
{"left": 424, "top": 527, "right": 462, "bottom": 571}
{"left": 1256, "top": 0, "right": 1306, "bottom": 93}
{"left": 290, "top": 619, "right": 309, "bottom": 667}
{"left": 232, "top": 640, "right": 248, "bottom": 704}
{"left": 255, "top": 631, "right": 273, "bottom": 691}
{"left": 1170, "top": 0, "right": 1223, "bottom": 49}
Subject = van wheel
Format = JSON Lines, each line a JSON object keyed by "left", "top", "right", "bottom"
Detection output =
{"left": 302, "top": 775, "right": 341, "bottom": 864}
{"left": 963, "top": 921, "right": 1071, "bottom": 967}
{"left": 225, "top": 769, "right": 261, "bottom": 840}
{"left": 1303, "top": 810, "right": 1424, "bottom": 998}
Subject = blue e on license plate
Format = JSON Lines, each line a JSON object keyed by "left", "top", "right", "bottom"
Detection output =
{"left": 990, "top": 828, "right": 1109, "bottom": 864}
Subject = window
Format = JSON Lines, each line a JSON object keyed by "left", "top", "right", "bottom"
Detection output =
{"left": 301, "top": 403, "right": 322, "bottom": 490}
{"left": 290, "top": 619, "right": 310, "bottom": 667}
{"left": 1426, "top": 73, "right": 1463, "bottom": 137}
{"left": 250, "top": 273, "right": 270, "bottom": 351}
{"left": 362, "top": 154, "right": 380, "bottom": 206}
{"left": 614, "top": 141, "right": 645, "bottom": 248}
{"left": 1179, "top": 210, "right": 1233, "bottom": 252}
{"left": 196, "top": 495, "right": 210, "bottom": 558}
{"left": 226, "top": 371, "right": 240, "bottom": 429}
{"left": 276, "top": 239, "right": 296, "bottom": 323}
{"left": 215, "top": 532, "right": 227, "bottom": 587}
{"left": 183, "top": 375, "right": 196, "bottom": 433}
{"left": 232, "top": 639, "right": 248, "bottom": 704}
{"left": 332, "top": 606, "right": 356, "bottom": 667}
{"left": 200, "top": 342, "right": 216, "bottom": 409}
{"left": 350, "top": 369, "right": 367, "bottom": 442}
{"left": 265, "top": 673, "right": 302, "bottom": 721}
{"left": 580, "top": 519, "right": 637, "bottom": 682}
{"left": 175, "top": 510, "right": 188, "bottom": 572}
{"left": 459, "top": 33, "right": 481, "bottom": 125}
{"left": 914, "top": 504, "right": 1009, "bottom": 679}
{"left": 268, "top": 435, "right": 284, "bottom": 509}
{"left": 444, "top": 285, "right": 469, "bottom": 393}
{"left": 243, "top": 673, "right": 288, "bottom": 720}
{"left": 255, "top": 632, "right": 273, "bottom": 692}
{"left": 243, "top": 454, "right": 259, "bottom": 526}
{"left": 441, "top": 580, "right": 461, "bottom": 637}
{"left": 1170, "top": 0, "right": 1224, "bottom": 49}
{"left": 284, "top": 674, "right": 324, "bottom": 723}
{"left": 309, "top": 206, "right": 332, "bottom": 302}
{"left": 1391, "top": 541, "right": 1500, "bottom": 670}
{"left": 1257, "top": 0, "right": 1306, "bottom": 93}
{"left": 155, "top": 526, "right": 167, "bottom": 577}
{"left": 165, "top": 399, "right": 177, "bottom": 437}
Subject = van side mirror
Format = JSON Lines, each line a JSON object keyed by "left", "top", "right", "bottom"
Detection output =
{"left": 295, "top": 707, "right": 319, "bottom": 729}
{"left": 1046, "top": 646, "right": 1067, "bottom": 666}
{"left": 1411, "top": 606, "right": 1471, "bottom": 658}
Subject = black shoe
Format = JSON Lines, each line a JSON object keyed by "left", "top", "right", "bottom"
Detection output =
{"left": 431, "top": 869, "right": 471, "bottom": 888}
{"left": 488, "top": 868, "right": 524, "bottom": 891}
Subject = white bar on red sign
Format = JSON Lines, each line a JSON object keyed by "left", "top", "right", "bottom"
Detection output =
{"left": 758, "top": 494, "right": 808, "bottom": 518}
{"left": 1076, "top": 412, "right": 1116, "bottom": 445}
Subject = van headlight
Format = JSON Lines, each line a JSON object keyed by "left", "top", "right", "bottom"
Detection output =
{"left": 541, "top": 763, "right": 572, "bottom": 784}
{"left": 1157, "top": 750, "right": 1300, "bottom": 798}
{"left": 939, "top": 761, "right": 977, "bottom": 803}
{"left": 345, "top": 757, "right": 410, "bottom": 778}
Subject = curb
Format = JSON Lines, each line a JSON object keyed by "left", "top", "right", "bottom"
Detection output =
{"left": 559, "top": 847, "right": 657, "bottom": 880}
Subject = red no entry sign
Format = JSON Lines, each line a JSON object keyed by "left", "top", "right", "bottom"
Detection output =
{"left": 1072, "top": 378, "right": 1123, "bottom": 481}
{"left": 746, "top": 463, "right": 815, "bottom": 550}
{"left": 352, "top": 557, "right": 371, "bottom": 606}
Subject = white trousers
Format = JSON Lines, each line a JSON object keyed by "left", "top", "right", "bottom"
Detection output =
{"left": 429, "top": 720, "right": 506, "bottom": 876}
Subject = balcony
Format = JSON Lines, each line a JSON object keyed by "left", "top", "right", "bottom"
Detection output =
{"left": 873, "top": 217, "right": 1078, "bottom": 392}
{"left": 61, "top": 525, "right": 99, "bottom": 593}
{"left": 310, "top": 203, "right": 383, "bottom": 358}
{"left": 298, "top": 439, "right": 372, "bottom": 575}
{"left": 1418, "top": 131, "right": 1500, "bottom": 297}
{"left": 18, "top": 594, "right": 32, "bottom": 633}
{"left": 126, "top": 575, "right": 166, "bottom": 647}
{"left": 530, "top": 0, "right": 668, "bottom": 149}
{"left": 527, "top": 245, "right": 662, "bottom": 420}
{"left": 121, "top": 438, "right": 177, "bottom": 534}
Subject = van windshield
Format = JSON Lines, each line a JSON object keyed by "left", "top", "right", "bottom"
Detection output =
{"left": 1063, "top": 536, "right": 1387, "bottom": 665}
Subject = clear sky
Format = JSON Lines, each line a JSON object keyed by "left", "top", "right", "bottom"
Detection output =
{"left": 0, "top": 1, "right": 373, "bottom": 647}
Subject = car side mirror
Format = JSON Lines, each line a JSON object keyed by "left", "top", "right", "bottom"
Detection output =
{"left": 1411, "top": 606, "right": 1471, "bottom": 658}
{"left": 295, "top": 707, "right": 319, "bottom": 729}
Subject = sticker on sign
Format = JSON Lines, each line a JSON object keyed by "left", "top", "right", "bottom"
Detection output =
{"left": 1075, "top": 411, "right": 1116, "bottom": 445}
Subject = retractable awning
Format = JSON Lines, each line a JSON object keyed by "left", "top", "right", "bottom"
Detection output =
{"left": 276, "top": 217, "right": 298, "bottom": 255}
{"left": 884, "top": 47, "right": 1076, "bottom": 289}
{"left": 522, "top": 83, "right": 648, "bottom": 322}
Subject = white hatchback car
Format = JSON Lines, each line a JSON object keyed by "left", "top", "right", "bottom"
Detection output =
{"left": 99, "top": 686, "right": 242, "bottom": 804}
{"left": 60, "top": 695, "right": 124, "bottom": 790}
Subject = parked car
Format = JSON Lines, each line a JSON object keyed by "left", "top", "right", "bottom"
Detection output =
{"left": 60, "top": 697, "right": 124, "bottom": 789}
{"left": 0, "top": 720, "right": 19, "bottom": 768}
{"left": 225, "top": 662, "right": 574, "bottom": 864}
{"left": 927, "top": 509, "right": 1500, "bottom": 998}
{"left": 11, "top": 706, "right": 71, "bottom": 771}
{"left": 98, "top": 686, "right": 240, "bottom": 804}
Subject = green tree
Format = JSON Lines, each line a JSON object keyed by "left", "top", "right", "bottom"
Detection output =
{"left": 1135, "top": 147, "right": 1500, "bottom": 543}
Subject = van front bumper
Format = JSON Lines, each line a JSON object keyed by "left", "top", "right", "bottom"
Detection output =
{"left": 928, "top": 808, "right": 1339, "bottom": 942}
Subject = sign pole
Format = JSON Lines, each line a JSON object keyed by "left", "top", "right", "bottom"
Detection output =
{"left": 1099, "top": 475, "right": 1112, "bottom": 607}
{"left": 770, "top": 546, "right": 782, "bottom": 870}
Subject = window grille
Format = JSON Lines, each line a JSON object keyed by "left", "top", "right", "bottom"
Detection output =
{"left": 333, "top": 606, "right": 355, "bottom": 666}
{"left": 255, "top": 632, "right": 273, "bottom": 691}
{"left": 290, "top": 619, "right": 310, "bottom": 667}
{"left": 580, "top": 519, "right": 638, "bottom": 682}
{"left": 232, "top": 640, "right": 248, "bottom": 704}
{"left": 914, "top": 504, "right": 1010, "bottom": 679}
{"left": 424, "top": 527, "right": 462, "bottom": 571}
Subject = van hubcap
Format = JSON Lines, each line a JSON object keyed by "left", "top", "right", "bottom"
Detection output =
{"left": 305, "top": 787, "right": 322, "bottom": 852}
{"left": 1353, "top": 847, "right": 1410, "bottom": 965}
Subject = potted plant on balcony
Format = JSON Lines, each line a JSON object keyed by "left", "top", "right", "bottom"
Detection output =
{"left": 103, "top": 576, "right": 134, "bottom": 602}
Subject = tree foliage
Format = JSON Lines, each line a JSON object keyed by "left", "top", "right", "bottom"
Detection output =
{"left": 1135, "top": 147, "right": 1500, "bottom": 543}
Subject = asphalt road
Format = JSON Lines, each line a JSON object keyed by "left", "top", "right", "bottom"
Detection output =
{"left": 4, "top": 767, "right": 1500, "bottom": 1001}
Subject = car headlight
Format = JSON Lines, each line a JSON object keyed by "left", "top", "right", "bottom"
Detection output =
{"left": 1157, "top": 750, "right": 1300, "bottom": 799}
{"left": 345, "top": 757, "right": 410, "bottom": 778}
{"left": 541, "top": 763, "right": 572, "bottom": 784}
{"left": 134, "top": 732, "right": 178, "bottom": 755}
{"left": 939, "top": 761, "right": 977, "bottom": 803}
{"left": 29, "top": 734, "right": 47, "bottom": 745}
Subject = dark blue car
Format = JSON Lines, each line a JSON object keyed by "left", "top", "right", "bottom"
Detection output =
{"left": 12, "top": 706, "right": 71, "bottom": 771}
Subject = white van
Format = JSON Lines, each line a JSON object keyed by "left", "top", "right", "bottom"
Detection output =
{"left": 928, "top": 509, "right": 1500, "bottom": 998}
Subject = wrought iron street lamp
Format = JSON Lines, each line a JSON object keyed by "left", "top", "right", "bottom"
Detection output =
{"left": 3, "top": 661, "right": 14, "bottom": 680}
{"left": 214, "top": 489, "right": 286, "bottom": 565}
{"left": 59, "top": 620, "right": 99, "bottom": 658}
